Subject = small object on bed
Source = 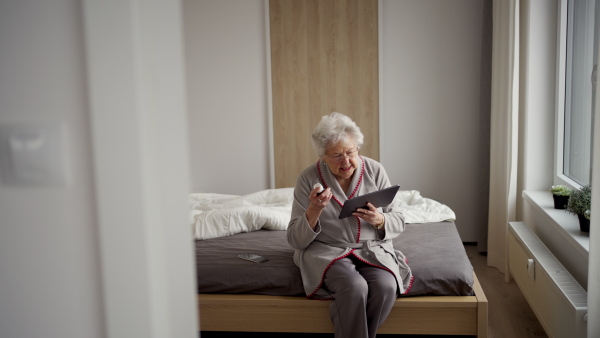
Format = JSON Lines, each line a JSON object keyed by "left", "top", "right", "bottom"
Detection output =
{"left": 236, "top": 253, "right": 269, "bottom": 263}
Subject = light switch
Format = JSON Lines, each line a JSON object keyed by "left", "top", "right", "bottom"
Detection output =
{"left": 0, "top": 122, "right": 68, "bottom": 187}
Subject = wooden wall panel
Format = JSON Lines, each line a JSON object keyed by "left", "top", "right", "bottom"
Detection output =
{"left": 270, "top": 0, "right": 379, "bottom": 188}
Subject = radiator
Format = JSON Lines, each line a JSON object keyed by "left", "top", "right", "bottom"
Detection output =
{"left": 508, "top": 222, "right": 587, "bottom": 338}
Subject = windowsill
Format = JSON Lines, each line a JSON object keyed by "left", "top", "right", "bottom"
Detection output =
{"left": 522, "top": 190, "right": 589, "bottom": 259}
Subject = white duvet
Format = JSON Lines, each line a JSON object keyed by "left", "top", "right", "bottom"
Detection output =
{"left": 390, "top": 190, "right": 456, "bottom": 224}
{"left": 191, "top": 188, "right": 456, "bottom": 240}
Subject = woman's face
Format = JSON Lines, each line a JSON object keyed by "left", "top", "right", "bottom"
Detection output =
{"left": 323, "top": 137, "right": 360, "bottom": 181}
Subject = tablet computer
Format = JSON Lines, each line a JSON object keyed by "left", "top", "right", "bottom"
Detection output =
{"left": 338, "top": 185, "right": 400, "bottom": 219}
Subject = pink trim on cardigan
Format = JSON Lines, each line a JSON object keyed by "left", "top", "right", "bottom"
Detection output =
{"left": 306, "top": 250, "right": 355, "bottom": 299}
{"left": 403, "top": 275, "right": 415, "bottom": 295}
{"left": 307, "top": 250, "right": 413, "bottom": 299}
{"left": 349, "top": 251, "right": 415, "bottom": 295}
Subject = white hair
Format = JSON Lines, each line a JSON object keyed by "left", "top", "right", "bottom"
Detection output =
{"left": 311, "top": 112, "right": 364, "bottom": 157}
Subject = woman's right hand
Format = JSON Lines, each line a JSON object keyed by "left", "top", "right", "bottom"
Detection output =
{"left": 309, "top": 186, "right": 331, "bottom": 209}
{"left": 305, "top": 186, "right": 331, "bottom": 230}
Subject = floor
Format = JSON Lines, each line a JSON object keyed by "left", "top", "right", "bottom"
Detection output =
{"left": 201, "top": 245, "right": 548, "bottom": 338}
{"left": 464, "top": 244, "right": 548, "bottom": 338}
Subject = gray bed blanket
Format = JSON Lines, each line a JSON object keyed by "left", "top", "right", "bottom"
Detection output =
{"left": 195, "top": 221, "right": 474, "bottom": 297}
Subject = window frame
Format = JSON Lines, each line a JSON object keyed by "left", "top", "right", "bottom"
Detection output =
{"left": 555, "top": 0, "right": 575, "bottom": 189}
{"left": 555, "top": 0, "right": 597, "bottom": 190}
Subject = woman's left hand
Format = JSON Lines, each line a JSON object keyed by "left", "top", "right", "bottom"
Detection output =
{"left": 353, "top": 202, "right": 384, "bottom": 226}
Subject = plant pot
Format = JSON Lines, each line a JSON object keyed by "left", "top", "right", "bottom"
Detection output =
{"left": 577, "top": 214, "right": 590, "bottom": 232}
{"left": 552, "top": 194, "right": 570, "bottom": 209}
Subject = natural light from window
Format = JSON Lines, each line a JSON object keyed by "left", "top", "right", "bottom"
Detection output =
{"left": 562, "top": 0, "right": 600, "bottom": 187}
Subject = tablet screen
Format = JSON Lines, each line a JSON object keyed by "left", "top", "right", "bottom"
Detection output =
{"left": 338, "top": 185, "right": 400, "bottom": 219}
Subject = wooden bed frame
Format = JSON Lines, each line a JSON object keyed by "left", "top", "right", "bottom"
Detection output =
{"left": 198, "top": 273, "right": 488, "bottom": 337}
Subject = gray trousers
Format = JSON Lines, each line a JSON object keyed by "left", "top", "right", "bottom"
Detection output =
{"left": 323, "top": 255, "right": 398, "bottom": 338}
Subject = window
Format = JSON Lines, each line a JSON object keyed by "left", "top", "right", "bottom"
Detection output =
{"left": 558, "top": 0, "right": 600, "bottom": 187}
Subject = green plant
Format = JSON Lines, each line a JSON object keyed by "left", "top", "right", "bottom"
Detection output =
{"left": 585, "top": 209, "right": 591, "bottom": 220}
{"left": 566, "top": 185, "right": 591, "bottom": 216}
{"left": 550, "top": 185, "right": 571, "bottom": 196}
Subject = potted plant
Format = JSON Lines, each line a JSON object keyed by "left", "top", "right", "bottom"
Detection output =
{"left": 550, "top": 185, "right": 571, "bottom": 209}
{"left": 566, "top": 185, "right": 591, "bottom": 232}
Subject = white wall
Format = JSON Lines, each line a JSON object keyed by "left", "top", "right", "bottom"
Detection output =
{"left": 519, "top": 0, "right": 557, "bottom": 225}
{"left": 83, "top": 0, "right": 199, "bottom": 336}
{"left": 0, "top": 1, "right": 105, "bottom": 337}
{"left": 1, "top": 1, "right": 198, "bottom": 337}
{"left": 380, "top": 0, "right": 487, "bottom": 242}
{"left": 184, "top": 0, "right": 271, "bottom": 195}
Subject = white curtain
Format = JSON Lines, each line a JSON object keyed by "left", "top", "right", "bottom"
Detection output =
{"left": 487, "top": 0, "right": 520, "bottom": 274}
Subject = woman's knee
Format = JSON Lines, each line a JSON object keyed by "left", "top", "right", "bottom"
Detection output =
{"left": 333, "top": 275, "right": 368, "bottom": 298}
{"left": 325, "top": 258, "right": 369, "bottom": 296}
{"left": 368, "top": 271, "right": 397, "bottom": 296}
{"left": 381, "top": 275, "right": 398, "bottom": 294}
{"left": 350, "top": 275, "right": 370, "bottom": 293}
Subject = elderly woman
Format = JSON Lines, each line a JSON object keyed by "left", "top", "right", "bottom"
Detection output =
{"left": 287, "top": 113, "right": 413, "bottom": 338}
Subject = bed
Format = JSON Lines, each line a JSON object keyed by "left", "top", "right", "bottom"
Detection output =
{"left": 192, "top": 189, "right": 488, "bottom": 337}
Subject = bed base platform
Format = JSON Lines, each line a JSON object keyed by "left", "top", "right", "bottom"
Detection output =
{"left": 198, "top": 273, "right": 488, "bottom": 337}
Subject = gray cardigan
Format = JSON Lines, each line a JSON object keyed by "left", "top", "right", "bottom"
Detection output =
{"left": 287, "top": 156, "right": 413, "bottom": 299}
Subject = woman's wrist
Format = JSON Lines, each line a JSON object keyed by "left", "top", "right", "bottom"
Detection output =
{"left": 305, "top": 205, "right": 323, "bottom": 230}
{"left": 374, "top": 214, "right": 385, "bottom": 230}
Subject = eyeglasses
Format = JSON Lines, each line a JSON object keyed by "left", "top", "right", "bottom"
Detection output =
{"left": 326, "top": 148, "right": 359, "bottom": 163}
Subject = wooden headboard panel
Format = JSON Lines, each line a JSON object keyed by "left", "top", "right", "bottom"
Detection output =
{"left": 269, "top": 0, "right": 379, "bottom": 188}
